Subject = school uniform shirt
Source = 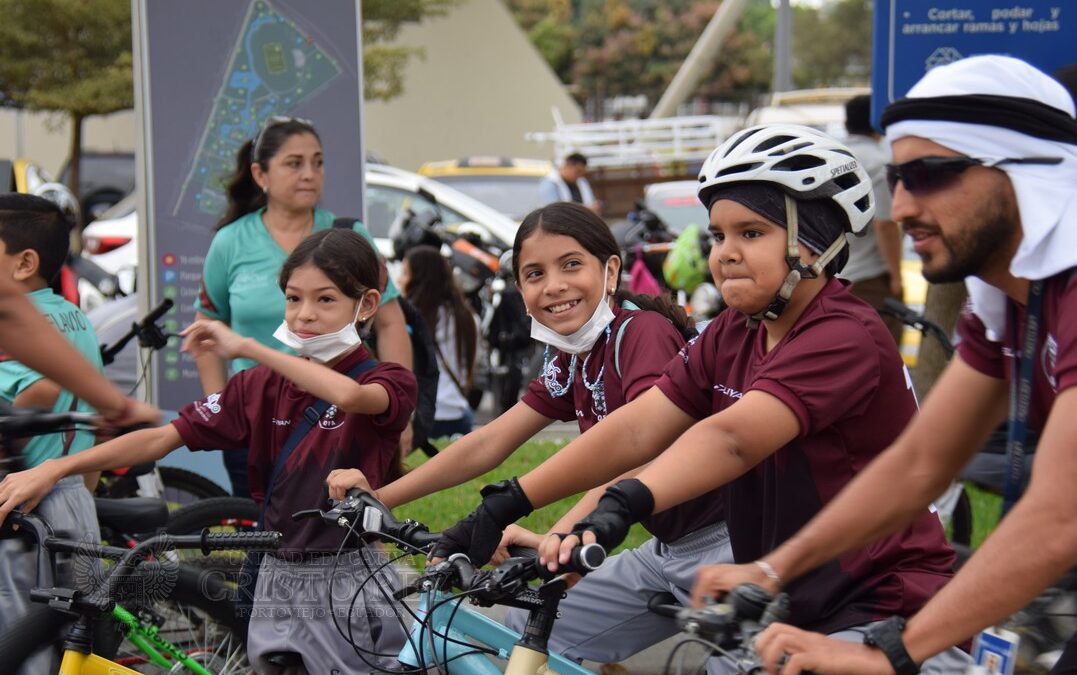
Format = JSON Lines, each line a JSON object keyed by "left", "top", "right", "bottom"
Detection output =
{"left": 656, "top": 278, "right": 955, "bottom": 634}
{"left": 522, "top": 305, "right": 725, "bottom": 543}
{"left": 0, "top": 289, "right": 103, "bottom": 468}
{"left": 171, "top": 346, "right": 417, "bottom": 553}
{"left": 194, "top": 207, "right": 399, "bottom": 373}
{"left": 956, "top": 270, "right": 1077, "bottom": 431}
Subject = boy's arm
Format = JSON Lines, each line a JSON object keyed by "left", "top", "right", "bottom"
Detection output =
{"left": 0, "top": 280, "right": 149, "bottom": 422}
{"left": 0, "top": 424, "right": 182, "bottom": 525}
{"left": 518, "top": 388, "right": 696, "bottom": 508}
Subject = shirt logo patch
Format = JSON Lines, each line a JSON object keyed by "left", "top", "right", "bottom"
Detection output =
{"left": 272, "top": 418, "right": 291, "bottom": 426}
{"left": 1042, "top": 333, "right": 1058, "bottom": 392}
{"left": 193, "top": 392, "right": 222, "bottom": 422}
{"left": 679, "top": 336, "right": 699, "bottom": 364}
{"left": 713, "top": 383, "right": 744, "bottom": 400}
{"left": 318, "top": 405, "right": 345, "bottom": 430}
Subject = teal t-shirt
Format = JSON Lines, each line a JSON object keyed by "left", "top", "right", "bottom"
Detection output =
{"left": 0, "top": 288, "right": 104, "bottom": 468}
{"left": 194, "top": 207, "right": 399, "bottom": 373}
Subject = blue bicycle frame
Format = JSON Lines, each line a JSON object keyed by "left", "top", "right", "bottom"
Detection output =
{"left": 398, "top": 590, "right": 594, "bottom": 675}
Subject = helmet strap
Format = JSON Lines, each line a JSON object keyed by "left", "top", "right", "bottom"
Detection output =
{"left": 744, "top": 194, "right": 845, "bottom": 329}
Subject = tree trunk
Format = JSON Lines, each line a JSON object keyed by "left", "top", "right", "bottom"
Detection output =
{"left": 911, "top": 281, "right": 968, "bottom": 400}
{"left": 67, "top": 113, "right": 83, "bottom": 205}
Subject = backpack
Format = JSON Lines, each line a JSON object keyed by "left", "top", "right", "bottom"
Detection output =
{"left": 662, "top": 224, "right": 708, "bottom": 293}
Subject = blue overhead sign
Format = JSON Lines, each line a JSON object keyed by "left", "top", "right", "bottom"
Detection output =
{"left": 871, "top": 1, "right": 1073, "bottom": 125}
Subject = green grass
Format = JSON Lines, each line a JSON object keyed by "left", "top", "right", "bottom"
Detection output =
{"left": 964, "top": 482, "right": 1002, "bottom": 549}
{"left": 395, "top": 438, "right": 652, "bottom": 556}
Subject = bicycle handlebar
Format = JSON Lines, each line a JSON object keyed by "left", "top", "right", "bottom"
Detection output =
{"left": 100, "top": 298, "right": 174, "bottom": 366}
{"left": 295, "top": 488, "right": 607, "bottom": 604}
{"left": 0, "top": 404, "right": 97, "bottom": 441}
{"left": 8, "top": 510, "right": 282, "bottom": 614}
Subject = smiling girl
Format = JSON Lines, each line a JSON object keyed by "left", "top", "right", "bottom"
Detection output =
{"left": 329, "top": 201, "right": 731, "bottom": 666}
{"left": 0, "top": 229, "right": 417, "bottom": 673}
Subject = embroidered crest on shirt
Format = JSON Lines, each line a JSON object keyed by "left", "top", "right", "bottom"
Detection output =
{"left": 318, "top": 404, "right": 345, "bottom": 430}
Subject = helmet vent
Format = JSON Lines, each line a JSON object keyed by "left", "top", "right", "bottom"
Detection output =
{"left": 773, "top": 155, "right": 825, "bottom": 172}
{"left": 716, "top": 162, "right": 763, "bottom": 178}
{"left": 832, "top": 172, "right": 861, "bottom": 190}
{"left": 754, "top": 134, "right": 797, "bottom": 152}
{"left": 855, "top": 194, "right": 871, "bottom": 212}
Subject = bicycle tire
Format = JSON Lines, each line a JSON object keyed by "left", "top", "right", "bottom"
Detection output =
{"left": 164, "top": 497, "right": 259, "bottom": 581}
{"left": 105, "top": 466, "right": 228, "bottom": 507}
{"left": 0, "top": 604, "right": 72, "bottom": 672}
{"left": 109, "top": 565, "right": 250, "bottom": 674}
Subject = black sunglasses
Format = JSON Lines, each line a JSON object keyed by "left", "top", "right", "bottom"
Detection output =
{"left": 885, "top": 155, "right": 1062, "bottom": 194}
{"left": 251, "top": 115, "right": 315, "bottom": 163}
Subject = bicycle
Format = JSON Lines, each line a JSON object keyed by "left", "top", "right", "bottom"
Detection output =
{"left": 292, "top": 488, "right": 607, "bottom": 674}
{"left": 0, "top": 508, "right": 281, "bottom": 674}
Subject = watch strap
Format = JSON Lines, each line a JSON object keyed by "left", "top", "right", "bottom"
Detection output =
{"left": 863, "top": 616, "right": 919, "bottom": 675}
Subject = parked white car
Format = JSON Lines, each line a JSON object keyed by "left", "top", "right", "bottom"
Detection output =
{"left": 78, "top": 164, "right": 520, "bottom": 309}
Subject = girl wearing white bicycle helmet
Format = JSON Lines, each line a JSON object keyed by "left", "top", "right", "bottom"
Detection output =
{"left": 436, "top": 124, "right": 968, "bottom": 674}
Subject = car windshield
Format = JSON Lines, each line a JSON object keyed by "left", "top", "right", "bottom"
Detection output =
{"left": 645, "top": 191, "right": 708, "bottom": 234}
{"left": 431, "top": 175, "right": 545, "bottom": 221}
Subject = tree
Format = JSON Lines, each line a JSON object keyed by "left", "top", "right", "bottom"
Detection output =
{"left": 0, "top": 0, "right": 133, "bottom": 200}
{"left": 362, "top": 0, "right": 460, "bottom": 101}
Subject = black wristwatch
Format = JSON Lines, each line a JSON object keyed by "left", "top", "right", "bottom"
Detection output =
{"left": 863, "top": 616, "right": 919, "bottom": 675}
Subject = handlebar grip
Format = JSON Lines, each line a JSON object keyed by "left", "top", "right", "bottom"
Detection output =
{"left": 139, "top": 299, "right": 174, "bottom": 330}
{"left": 508, "top": 543, "right": 606, "bottom": 578}
{"left": 199, "top": 530, "right": 282, "bottom": 554}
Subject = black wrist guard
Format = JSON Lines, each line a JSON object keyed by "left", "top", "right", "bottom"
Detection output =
{"left": 863, "top": 616, "right": 919, "bottom": 675}
{"left": 479, "top": 477, "right": 534, "bottom": 527}
{"left": 570, "top": 478, "right": 655, "bottom": 550}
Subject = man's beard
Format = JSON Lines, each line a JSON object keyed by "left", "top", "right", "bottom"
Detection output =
{"left": 917, "top": 194, "right": 1019, "bottom": 284}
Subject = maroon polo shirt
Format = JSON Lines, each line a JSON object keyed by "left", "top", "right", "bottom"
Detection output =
{"left": 172, "top": 345, "right": 417, "bottom": 553}
{"left": 657, "top": 278, "right": 954, "bottom": 634}
{"left": 957, "top": 270, "right": 1077, "bottom": 431}
{"left": 523, "top": 305, "right": 726, "bottom": 543}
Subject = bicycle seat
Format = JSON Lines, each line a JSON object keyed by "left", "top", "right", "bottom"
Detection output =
{"left": 94, "top": 497, "right": 169, "bottom": 534}
{"left": 265, "top": 651, "right": 304, "bottom": 667}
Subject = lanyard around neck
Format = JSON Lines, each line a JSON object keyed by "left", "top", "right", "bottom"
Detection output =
{"left": 1001, "top": 280, "right": 1043, "bottom": 515}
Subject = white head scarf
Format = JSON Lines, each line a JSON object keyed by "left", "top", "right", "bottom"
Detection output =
{"left": 884, "top": 55, "right": 1077, "bottom": 339}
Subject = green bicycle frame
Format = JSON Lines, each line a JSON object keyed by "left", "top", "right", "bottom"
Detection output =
{"left": 111, "top": 604, "right": 212, "bottom": 675}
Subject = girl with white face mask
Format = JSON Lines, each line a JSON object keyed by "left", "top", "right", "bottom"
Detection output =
{"left": 327, "top": 202, "right": 733, "bottom": 667}
{"left": 0, "top": 229, "right": 418, "bottom": 674}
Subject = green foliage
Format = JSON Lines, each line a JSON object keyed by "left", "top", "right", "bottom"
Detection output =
{"left": 792, "top": 0, "right": 873, "bottom": 88}
{"left": 362, "top": 0, "right": 459, "bottom": 101}
{"left": 503, "top": 0, "right": 873, "bottom": 109}
{"left": 395, "top": 438, "right": 652, "bottom": 556}
{"left": 0, "top": 0, "right": 133, "bottom": 116}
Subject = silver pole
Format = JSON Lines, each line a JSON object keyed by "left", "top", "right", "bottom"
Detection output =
{"left": 650, "top": 0, "right": 751, "bottom": 119}
{"left": 773, "top": 0, "right": 793, "bottom": 93}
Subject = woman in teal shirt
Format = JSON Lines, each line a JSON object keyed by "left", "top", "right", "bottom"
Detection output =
{"left": 194, "top": 117, "right": 411, "bottom": 496}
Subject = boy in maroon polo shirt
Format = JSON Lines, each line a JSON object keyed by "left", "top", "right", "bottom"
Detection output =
{"left": 433, "top": 124, "right": 965, "bottom": 673}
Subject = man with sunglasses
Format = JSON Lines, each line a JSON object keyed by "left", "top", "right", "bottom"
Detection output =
{"left": 686, "top": 55, "right": 1077, "bottom": 675}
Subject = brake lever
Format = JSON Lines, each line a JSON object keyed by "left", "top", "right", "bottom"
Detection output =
{"left": 291, "top": 508, "right": 323, "bottom": 521}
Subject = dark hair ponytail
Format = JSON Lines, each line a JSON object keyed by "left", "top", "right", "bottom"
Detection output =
{"left": 216, "top": 139, "right": 265, "bottom": 229}
{"left": 215, "top": 119, "right": 321, "bottom": 230}
{"left": 614, "top": 290, "right": 696, "bottom": 341}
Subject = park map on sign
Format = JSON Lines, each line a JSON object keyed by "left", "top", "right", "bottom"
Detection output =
{"left": 173, "top": 0, "right": 341, "bottom": 217}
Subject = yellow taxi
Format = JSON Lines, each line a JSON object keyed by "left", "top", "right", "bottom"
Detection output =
{"left": 418, "top": 157, "right": 552, "bottom": 221}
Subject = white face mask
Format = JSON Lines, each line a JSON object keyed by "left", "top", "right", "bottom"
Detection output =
{"left": 273, "top": 302, "right": 362, "bottom": 364}
{"left": 529, "top": 260, "right": 615, "bottom": 355}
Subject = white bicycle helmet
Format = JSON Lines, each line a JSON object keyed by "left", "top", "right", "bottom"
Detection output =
{"left": 696, "top": 124, "right": 875, "bottom": 326}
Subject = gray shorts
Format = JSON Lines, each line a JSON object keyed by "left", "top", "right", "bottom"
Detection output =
{"left": 0, "top": 475, "right": 100, "bottom": 675}
{"left": 247, "top": 547, "right": 408, "bottom": 674}
{"left": 507, "top": 522, "right": 734, "bottom": 663}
